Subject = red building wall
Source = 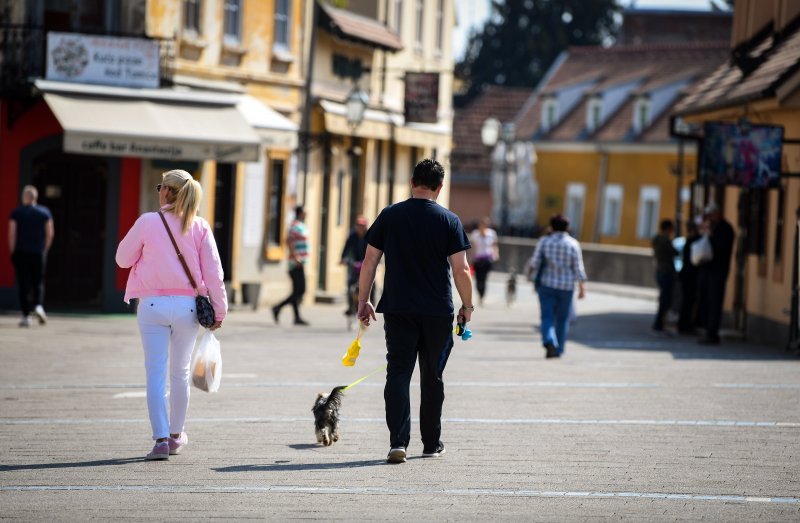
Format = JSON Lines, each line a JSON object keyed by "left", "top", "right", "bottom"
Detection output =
{"left": 0, "top": 100, "right": 62, "bottom": 287}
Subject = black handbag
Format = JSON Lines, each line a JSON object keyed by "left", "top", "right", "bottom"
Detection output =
{"left": 158, "top": 211, "right": 216, "bottom": 328}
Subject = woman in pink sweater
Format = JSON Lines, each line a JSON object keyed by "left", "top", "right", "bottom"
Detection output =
{"left": 116, "top": 169, "right": 227, "bottom": 461}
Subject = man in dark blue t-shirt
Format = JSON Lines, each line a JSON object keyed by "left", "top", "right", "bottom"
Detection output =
{"left": 358, "top": 159, "right": 474, "bottom": 464}
{"left": 9, "top": 185, "right": 54, "bottom": 327}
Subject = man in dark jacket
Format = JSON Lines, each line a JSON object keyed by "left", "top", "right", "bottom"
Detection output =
{"left": 697, "top": 202, "right": 735, "bottom": 345}
{"left": 652, "top": 219, "right": 677, "bottom": 333}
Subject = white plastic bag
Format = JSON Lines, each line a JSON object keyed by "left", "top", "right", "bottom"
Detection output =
{"left": 690, "top": 234, "right": 713, "bottom": 266}
{"left": 191, "top": 330, "right": 222, "bottom": 393}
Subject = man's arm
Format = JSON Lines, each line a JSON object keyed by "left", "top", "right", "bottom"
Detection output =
{"left": 357, "top": 244, "right": 383, "bottom": 325}
{"left": 44, "top": 219, "right": 54, "bottom": 253}
{"left": 449, "top": 250, "right": 474, "bottom": 323}
{"left": 8, "top": 219, "right": 16, "bottom": 255}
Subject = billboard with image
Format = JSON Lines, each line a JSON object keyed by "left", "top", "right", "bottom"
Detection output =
{"left": 699, "top": 121, "right": 784, "bottom": 188}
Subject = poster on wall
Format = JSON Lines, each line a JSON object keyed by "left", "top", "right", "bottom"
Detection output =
{"left": 46, "top": 32, "right": 159, "bottom": 89}
{"left": 699, "top": 121, "right": 784, "bottom": 188}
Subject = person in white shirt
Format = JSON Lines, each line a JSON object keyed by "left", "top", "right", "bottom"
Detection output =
{"left": 468, "top": 217, "right": 499, "bottom": 305}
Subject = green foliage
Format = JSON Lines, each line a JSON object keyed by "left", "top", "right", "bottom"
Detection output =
{"left": 456, "top": 0, "right": 620, "bottom": 105}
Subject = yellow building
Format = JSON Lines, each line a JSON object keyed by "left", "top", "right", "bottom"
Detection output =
{"left": 299, "top": 1, "right": 455, "bottom": 302}
{"left": 514, "top": 36, "right": 730, "bottom": 247}
{"left": 148, "top": 0, "right": 306, "bottom": 305}
{"left": 674, "top": 0, "right": 800, "bottom": 347}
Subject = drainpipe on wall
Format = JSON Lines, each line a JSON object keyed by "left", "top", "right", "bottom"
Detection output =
{"left": 299, "top": 1, "right": 319, "bottom": 206}
{"left": 592, "top": 148, "right": 609, "bottom": 243}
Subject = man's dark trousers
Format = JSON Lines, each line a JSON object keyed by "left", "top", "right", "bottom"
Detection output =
{"left": 653, "top": 270, "right": 674, "bottom": 331}
{"left": 703, "top": 271, "right": 728, "bottom": 342}
{"left": 383, "top": 312, "right": 454, "bottom": 450}
{"left": 12, "top": 251, "right": 45, "bottom": 317}
{"left": 275, "top": 265, "right": 306, "bottom": 320}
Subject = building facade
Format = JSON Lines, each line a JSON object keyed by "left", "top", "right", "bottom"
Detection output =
{"left": 298, "top": 0, "right": 455, "bottom": 302}
{"left": 674, "top": 0, "right": 800, "bottom": 347}
{"left": 0, "top": 0, "right": 299, "bottom": 312}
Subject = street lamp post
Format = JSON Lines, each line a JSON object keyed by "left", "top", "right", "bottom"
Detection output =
{"left": 481, "top": 117, "right": 516, "bottom": 235}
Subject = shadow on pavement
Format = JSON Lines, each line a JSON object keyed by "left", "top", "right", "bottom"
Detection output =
{"left": 570, "top": 311, "right": 796, "bottom": 361}
{"left": 213, "top": 459, "right": 387, "bottom": 472}
{"left": 0, "top": 458, "right": 143, "bottom": 471}
{"left": 288, "top": 443, "right": 318, "bottom": 450}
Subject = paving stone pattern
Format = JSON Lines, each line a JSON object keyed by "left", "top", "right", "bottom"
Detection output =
{"left": 1, "top": 274, "right": 799, "bottom": 521}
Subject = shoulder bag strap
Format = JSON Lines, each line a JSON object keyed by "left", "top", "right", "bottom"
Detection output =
{"left": 158, "top": 211, "right": 199, "bottom": 294}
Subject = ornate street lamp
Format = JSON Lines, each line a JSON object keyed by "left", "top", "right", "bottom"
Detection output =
{"left": 481, "top": 117, "right": 515, "bottom": 235}
{"left": 345, "top": 86, "right": 368, "bottom": 129}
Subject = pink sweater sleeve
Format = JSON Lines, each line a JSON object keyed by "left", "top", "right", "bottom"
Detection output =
{"left": 116, "top": 216, "right": 144, "bottom": 268}
{"left": 198, "top": 221, "right": 228, "bottom": 321}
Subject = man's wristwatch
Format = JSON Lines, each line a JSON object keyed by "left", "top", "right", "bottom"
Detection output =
{"left": 461, "top": 305, "right": 475, "bottom": 311}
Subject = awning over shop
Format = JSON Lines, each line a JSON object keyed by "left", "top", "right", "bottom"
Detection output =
{"left": 320, "top": 99, "right": 451, "bottom": 149}
{"left": 237, "top": 95, "right": 298, "bottom": 151}
{"left": 38, "top": 81, "right": 261, "bottom": 162}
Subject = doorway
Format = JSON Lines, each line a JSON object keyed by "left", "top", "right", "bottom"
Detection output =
{"left": 214, "top": 163, "right": 236, "bottom": 281}
{"left": 31, "top": 151, "right": 108, "bottom": 308}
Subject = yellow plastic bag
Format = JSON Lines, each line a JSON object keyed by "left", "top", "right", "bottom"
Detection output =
{"left": 342, "top": 323, "right": 367, "bottom": 366}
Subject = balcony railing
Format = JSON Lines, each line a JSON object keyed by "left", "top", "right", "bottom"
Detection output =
{"left": 0, "top": 24, "right": 175, "bottom": 99}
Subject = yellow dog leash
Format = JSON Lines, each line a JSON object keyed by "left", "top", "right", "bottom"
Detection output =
{"left": 342, "top": 363, "right": 388, "bottom": 391}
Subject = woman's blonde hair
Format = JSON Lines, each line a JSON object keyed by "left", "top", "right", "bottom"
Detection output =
{"left": 161, "top": 169, "right": 202, "bottom": 234}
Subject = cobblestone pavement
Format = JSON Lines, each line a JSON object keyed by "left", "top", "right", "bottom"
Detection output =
{"left": 1, "top": 274, "right": 799, "bottom": 521}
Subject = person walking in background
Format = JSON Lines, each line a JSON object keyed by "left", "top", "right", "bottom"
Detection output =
{"left": 116, "top": 169, "right": 227, "bottom": 461}
{"left": 677, "top": 219, "right": 701, "bottom": 334}
{"left": 469, "top": 216, "right": 499, "bottom": 305}
{"left": 696, "top": 202, "right": 734, "bottom": 345}
{"left": 527, "top": 214, "right": 587, "bottom": 359}
{"left": 8, "top": 185, "right": 53, "bottom": 327}
{"left": 357, "top": 159, "right": 473, "bottom": 464}
{"left": 651, "top": 219, "right": 678, "bottom": 334}
{"left": 272, "top": 206, "right": 310, "bottom": 326}
{"left": 340, "top": 215, "right": 370, "bottom": 315}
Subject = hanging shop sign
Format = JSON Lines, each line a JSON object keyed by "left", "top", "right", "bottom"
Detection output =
{"left": 404, "top": 72, "right": 439, "bottom": 124}
{"left": 46, "top": 32, "right": 159, "bottom": 89}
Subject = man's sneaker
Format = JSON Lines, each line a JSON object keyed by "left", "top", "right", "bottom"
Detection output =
{"left": 18, "top": 316, "right": 31, "bottom": 328}
{"left": 168, "top": 432, "right": 188, "bottom": 455}
{"left": 422, "top": 443, "right": 446, "bottom": 458}
{"left": 387, "top": 447, "right": 406, "bottom": 463}
{"left": 544, "top": 343, "right": 558, "bottom": 358}
{"left": 271, "top": 306, "right": 280, "bottom": 324}
{"left": 33, "top": 305, "right": 47, "bottom": 325}
{"left": 145, "top": 441, "right": 170, "bottom": 461}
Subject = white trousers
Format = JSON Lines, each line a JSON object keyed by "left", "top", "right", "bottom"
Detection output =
{"left": 137, "top": 296, "right": 198, "bottom": 439}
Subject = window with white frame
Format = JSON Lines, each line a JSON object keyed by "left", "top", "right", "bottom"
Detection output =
{"left": 435, "top": 0, "right": 444, "bottom": 53}
{"left": 601, "top": 184, "right": 623, "bottom": 236}
{"left": 223, "top": 0, "right": 241, "bottom": 44}
{"left": 183, "top": 0, "right": 202, "bottom": 34}
{"left": 274, "top": 0, "right": 290, "bottom": 50}
{"left": 541, "top": 97, "right": 559, "bottom": 132}
{"left": 565, "top": 183, "right": 586, "bottom": 239}
{"left": 586, "top": 96, "right": 603, "bottom": 133}
{"left": 414, "top": 0, "right": 423, "bottom": 51}
{"left": 633, "top": 95, "right": 651, "bottom": 133}
{"left": 637, "top": 185, "right": 661, "bottom": 239}
{"left": 391, "top": 0, "right": 403, "bottom": 34}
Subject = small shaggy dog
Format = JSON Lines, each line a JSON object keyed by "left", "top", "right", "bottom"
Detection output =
{"left": 506, "top": 270, "right": 517, "bottom": 307}
{"left": 312, "top": 385, "right": 346, "bottom": 446}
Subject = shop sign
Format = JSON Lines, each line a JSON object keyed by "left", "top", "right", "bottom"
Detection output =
{"left": 404, "top": 72, "right": 439, "bottom": 124}
{"left": 63, "top": 134, "right": 259, "bottom": 162}
{"left": 46, "top": 32, "right": 159, "bottom": 89}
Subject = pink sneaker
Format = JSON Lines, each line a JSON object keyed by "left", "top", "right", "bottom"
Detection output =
{"left": 168, "top": 432, "right": 188, "bottom": 455}
{"left": 145, "top": 441, "right": 170, "bottom": 461}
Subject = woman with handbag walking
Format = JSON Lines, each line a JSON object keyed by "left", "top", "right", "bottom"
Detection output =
{"left": 116, "top": 169, "right": 227, "bottom": 461}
